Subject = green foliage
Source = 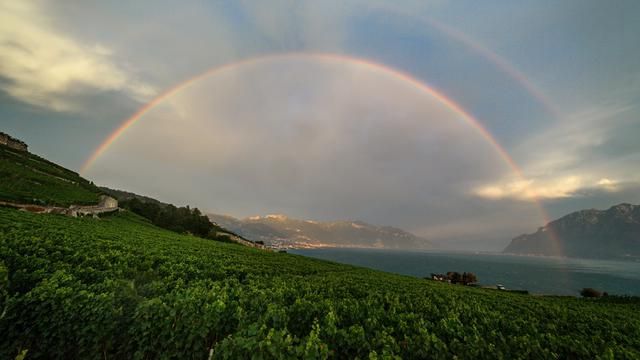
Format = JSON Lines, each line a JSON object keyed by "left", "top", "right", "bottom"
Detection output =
{"left": 14, "top": 349, "right": 28, "bottom": 360}
{"left": 0, "top": 146, "right": 100, "bottom": 206}
{"left": 0, "top": 260, "right": 7, "bottom": 318}
{"left": 581, "top": 288, "right": 602, "bottom": 298}
{"left": 462, "top": 272, "right": 477, "bottom": 285}
{"left": 0, "top": 207, "right": 639, "bottom": 359}
{"left": 120, "top": 198, "right": 218, "bottom": 237}
{"left": 447, "top": 271, "right": 462, "bottom": 284}
{"left": 445, "top": 271, "right": 478, "bottom": 285}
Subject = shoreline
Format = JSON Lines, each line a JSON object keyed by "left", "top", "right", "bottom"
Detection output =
{"left": 289, "top": 248, "right": 640, "bottom": 297}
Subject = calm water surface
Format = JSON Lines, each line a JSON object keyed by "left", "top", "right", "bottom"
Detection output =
{"left": 290, "top": 248, "right": 640, "bottom": 296}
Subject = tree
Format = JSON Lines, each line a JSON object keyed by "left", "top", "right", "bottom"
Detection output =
{"left": 462, "top": 272, "right": 478, "bottom": 285}
{"left": 120, "top": 199, "right": 222, "bottom": 239}
{"left": 580, "top": 288, "right": 602, "bottom": 298}
{"left": 447, "top": 272, "right": 462, "bottom": 284}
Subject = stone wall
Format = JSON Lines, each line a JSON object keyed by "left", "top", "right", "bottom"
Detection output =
{"left": 1, "top": 197, "right": 120, "bottom": 218}
{"left": 0, "top": 132, "right": 28, "bottom": 152}
{"left": 68, "top": 195, "right": 119, "bottom": 217}
{"left": 98, "top": 195, "right": 118, "bottom": 209}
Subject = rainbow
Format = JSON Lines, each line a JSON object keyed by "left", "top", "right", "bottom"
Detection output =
{"left": 364, "top": 4, "right": 560, "bottom": 118}
{"left": 423, "top": 17, "right": 560, "bottom": 119}
{"left": 81, "top": 53, "right": 562, "bottom": 256}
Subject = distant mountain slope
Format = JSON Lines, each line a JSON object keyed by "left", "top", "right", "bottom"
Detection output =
{"left": 208, "top": 213, "right": 433, "bottom": 249}
{"left": 504, "top": 203, "right": 640, "bottom": 259}
{"left": 0, "top": 143, "right": 101, "bottom": 206}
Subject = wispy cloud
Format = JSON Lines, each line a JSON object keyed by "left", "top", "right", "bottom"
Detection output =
{"left": 0, "top": 1, "right": 154, "bottom": 111}
{"left": 474, "top": 176, "right": 582, "bottom": 200}
{"left": 514, "top": 103, "right": 635, "bottom": 175}
{"left": 474, "top": 101, "right": 639, "bottom": 201}
{"left": 596, "top": 178, "right": 618, "bottom": 191}
{"left": 473, "top": 175, "right": 630, "bottom": 201}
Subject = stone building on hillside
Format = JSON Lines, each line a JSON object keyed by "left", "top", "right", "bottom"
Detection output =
{"left": 98, "top": 195, "right": 118, "bottom": 209}
{"left": 67, "top": 195, "right": 119, "bottom": 218}
{"left": 0, "top": 132, "right": 28, "bottom": 152}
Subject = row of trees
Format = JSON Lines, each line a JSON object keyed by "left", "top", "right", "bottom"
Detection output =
{"left": 120, "top": 198, "right": 225, "bottom": 239}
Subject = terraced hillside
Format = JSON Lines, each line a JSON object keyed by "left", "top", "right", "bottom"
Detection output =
{"left": 0, "top": 145, "right": 101, "bottom": 206}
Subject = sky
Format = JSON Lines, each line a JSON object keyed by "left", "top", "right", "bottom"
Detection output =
{"left": 1, "top": 0, "right": 639, "bottom": 251}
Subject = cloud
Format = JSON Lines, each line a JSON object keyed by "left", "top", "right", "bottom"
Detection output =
{"left": 0, "top": 1, "right": 154, "bottom": 111}
{"left": 473, "top": 174, "right": 633, "bottom": 201}
{"left": 474, "top": 100, "right": 640, "bottom": 201}
{"left": 474, "top": 176, "right": 583, "bottom": 200}
{"left": 86, "top": 57, "right": 530, "bottom": 240}
{"left": 3, "top": 0, "right": 636, "bottom": 252}
{"left": 596, "top": 178, "right": 618, "bottom": 191}
{"left": 512, "top": 103, "right": 636, "bottom": 176}
{"left": 234, "top": 0, "right": 353, "bottom": 52}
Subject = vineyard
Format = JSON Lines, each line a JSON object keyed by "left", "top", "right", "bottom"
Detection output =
{"left": 1, "top": 207, "right": 639, "bottom": 359}
{"left": 0, "top": 146, "right": 100, "bottom": 206}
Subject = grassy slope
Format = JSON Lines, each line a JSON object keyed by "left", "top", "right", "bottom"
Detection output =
{"left": 0, "top": 145, "right": 100, "bottom": 206}
{"left": 1, "top": 208, "right": 638, "bottom": 359}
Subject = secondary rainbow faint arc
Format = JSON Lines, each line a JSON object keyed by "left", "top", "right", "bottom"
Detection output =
{"left": 80, "top": 52, "right": 562, "bottom": 255}
{"left": 424, "top": 17, "right": 560, "bottom": 119}
{"left": 367, "top": 4, "right": 560, "bottom": 118}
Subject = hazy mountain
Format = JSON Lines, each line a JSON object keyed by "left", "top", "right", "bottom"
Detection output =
{"left": 504, "top": 203, "right": 640, "bottom": 259}
{"left": 208, "top": 213, "right": 433, "bottom": 249}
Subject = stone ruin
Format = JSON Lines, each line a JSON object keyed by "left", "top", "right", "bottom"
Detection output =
{"left": 0, "top": 195, "right": 119, "bottom": 219}
{"left": 67, "top": 195, "right": 119, "bottom": 217}
{"left": 0, "top": 132, "right": 28, "bottom": 152}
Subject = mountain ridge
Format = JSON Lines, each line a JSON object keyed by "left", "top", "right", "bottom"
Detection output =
{"left": 208, "top": 212, "right": 433, "bottom": 250}
{"left": 504, "top": 203, "right": 640, "bottom": 259}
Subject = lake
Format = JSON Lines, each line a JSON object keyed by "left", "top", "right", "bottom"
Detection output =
{"left": 290, "top": 248, "right": 640, "bottom": 296}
